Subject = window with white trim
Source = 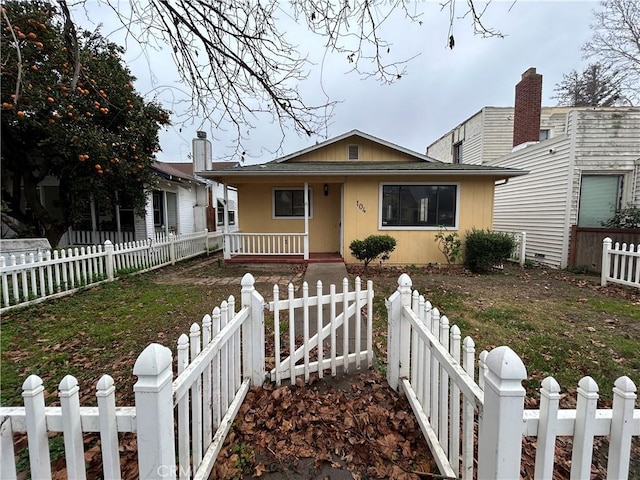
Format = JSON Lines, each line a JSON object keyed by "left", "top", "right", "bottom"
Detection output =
{"left": 578, "top": 175, "right": 623, "bottom": 227}
{"left": 381, "top": 184, "right": 457, "bottom": 228}
{"left": 273, "top": 188, "right": 312, "bottom": 218}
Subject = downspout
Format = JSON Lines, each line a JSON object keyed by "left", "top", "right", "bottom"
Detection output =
{"left": 304, "top": 182, "right": 309, "bottom": 260}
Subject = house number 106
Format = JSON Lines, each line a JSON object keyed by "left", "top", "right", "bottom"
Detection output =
{"left": 356, "top": 201, "right": 366, "bottom": 213}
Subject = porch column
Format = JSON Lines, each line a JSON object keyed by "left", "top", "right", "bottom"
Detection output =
{"left": 115, "top": 192, "right": 122, "bottom": 244}
{"left": 90, "top": 196, "right": 97, "bottom": 244}
{"left": 223, "top": 183, "right": 231, "bottom": 260}
{"left": 162, "top": 191, "right": 169, "bottom": 235}
{"left": 303, "top": 182, "right": 309, "bottom": 260}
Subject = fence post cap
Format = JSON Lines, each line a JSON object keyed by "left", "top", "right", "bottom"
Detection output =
{"left": 96, "top": 374, "right": 115, "bottom": 393}
{"left": 485, "top": 346, "right": 527, "bottom": 381}
{"left": 603, "top": 237, "right": 612, "bottom": 244}
{"left": 104, "top": 240, "right": 113, "bottom": 245}
{"left": 613, "top": 376, "right": 637, "bottom": 397}
{"left": 22, "top": 374, "right": 44, "bottom": 392}
{"left": 58, "top": 375, "right": 79, "bottom": 394}
{"left": 133, "top": 343, "right": 172, "bottom": 376}
{"left": 397, "top": 273, "right": 412, "bottom": 288}
{"left": 241, "top": 273, "right": 255, "bottom": 289}
{"left": 541, "top": 376, "right": 561, "bottom": 394}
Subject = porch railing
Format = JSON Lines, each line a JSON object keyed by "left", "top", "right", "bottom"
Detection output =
{"left": 223, "top": 232, "right": 308, "bottom": 260}
{"left": 62, "top": 230, "right": 136, "bottom": 247}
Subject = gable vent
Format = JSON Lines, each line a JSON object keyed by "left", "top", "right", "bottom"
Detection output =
{"left": 348, "top": 144, "right": 359, "bottom": 160}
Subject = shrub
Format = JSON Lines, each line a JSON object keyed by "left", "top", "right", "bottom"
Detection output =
{"left": 464, "top": 229, "right": 515, "bottom": 273}
{"left": 349, "top": 235, "right": 397, "bottom": 268}
{"left": 434, "top": 227, "right": 462, "bottom": 265}
{"left": 601, "top": 204, "right": 640, "bottom": 229}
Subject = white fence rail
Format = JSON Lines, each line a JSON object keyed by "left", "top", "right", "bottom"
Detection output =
{"left": 0, "top": 273, "right": 265, "bottom": 480}
{"left": 224, "top": 232, "right": 308, "bottom": 260}
{"left": 0, "top": 230, "right": 211, "bottom": 312}
{"left": 268, "top": 277, "right": 374, "bottom": 385}
{"left": 601, "top": 237, "right": 640, "bottom": 289}
{"left": 386, "top": 273, "right": 640, "bottom": 479}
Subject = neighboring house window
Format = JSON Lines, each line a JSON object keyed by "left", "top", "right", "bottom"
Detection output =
{"left": 152, "top": 191, "right": 164, "bottom": 226}
{"left": 539, "top": 129, "right": 550, "bottom": 141}
{"left": 381, "top": 184, "right": 458, "bottom": 228}
{"left": 578, "top": 175, "right": 623, "bottom": 227}
{"left": 217, "top": 200, "right": 236, "bottom": 225}
{"left": 273, "top": 188, "right": 312, "bottom": 218}
{"left": 453, "top": 142, "right": 463, "bottom": 164}
{"left": 348, "top": 144, "right": 359, "bottom": 160}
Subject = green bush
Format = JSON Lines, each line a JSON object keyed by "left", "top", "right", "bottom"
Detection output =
{"left": 434, "top": 227, "right": 462, "bottom": 265}
{"left": 464, "top": 229, "right": 515, "bottom": 273}
{"left": 349, "top": 235, "right": 397, "bottom": 268}
{"left": 601, "top": 204, "right": 640, "bottom": 229}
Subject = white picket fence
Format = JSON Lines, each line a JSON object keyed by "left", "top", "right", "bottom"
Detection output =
{"left": 494, "top": 230, "right": 527, "bottom": 266}
{"left": 268, "top": 277, "right": 374, "bottom": 384}
{"left": 386, "top": 273, "right": 640, "bottom": 479}
{"left": 601, "top": 237, "right": 640, "bottom": 289}
{"left": 0, "top": 273, "right": 374, "bottom": 479}
{"left": 0, "top": 230, "right": 212, "bottom": 312}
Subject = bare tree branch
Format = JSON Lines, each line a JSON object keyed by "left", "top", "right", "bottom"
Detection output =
{"left": 583, "top": 0, "right": 640, "bottom": 104}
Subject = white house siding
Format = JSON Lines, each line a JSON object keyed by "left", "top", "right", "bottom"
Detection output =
{"left": 492, "top": 135, "right": 572, "bottom": 268}
{"left": 177, "top": 186, "right": 198, "bottom": 234}
{"left": 569, "top": 109, "right": 640, "bottom": 224}
{"left": 480, "top": 107, "right": 516, "bottom": 163}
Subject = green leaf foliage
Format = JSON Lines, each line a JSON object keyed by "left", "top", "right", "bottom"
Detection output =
{"left": 349, "top": 234, "right": 396, "bottom": 268}
{"left": 1, "top": 1, "right": 170, "bottom": 246}
{"left": 434, "top": 227, "right": 462, "bottom": 265}
{"left": 601, "top": 204, "right": 640, "bottom": 229}
{"left": 464, "top": 229, "right": 515, "bottom": 273}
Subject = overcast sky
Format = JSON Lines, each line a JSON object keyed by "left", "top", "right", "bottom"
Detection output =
{"left": 75, "top": 1, "right": 598, "bottom": 164}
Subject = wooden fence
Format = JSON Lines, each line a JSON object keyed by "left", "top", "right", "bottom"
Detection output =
{"left": 268, "top": 277, "right": 374, "bottom": 384}
{"left": 386, "top": 273, "right": 640, "bottom": 479}
{"left": 601, "top": 237, "right": 640, "bottom": 289}
{"left": 0, "top": 230, "right": 212, "bottom": 312}
{"left": 1, "top": 274, "right": 374, "bottom": 479}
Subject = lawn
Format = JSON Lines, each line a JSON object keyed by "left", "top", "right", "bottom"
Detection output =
{"left": 1, "top": 254, "right": 639, "bottom": 478}
{"left": 2, "top": 256, "right": 638, "bottom": 404}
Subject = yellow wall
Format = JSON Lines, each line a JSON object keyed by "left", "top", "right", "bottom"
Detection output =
{"left": 290, "top": 137, "right": 418, "bottom": 163}
{"left": 342, "top": 175, "right": 495, "bottom": 265}
{"left": 234, "top": 174, "right": 496, "bottom": 265}
{"left": 236, "top": 180, "right": 341, "bottom": 253}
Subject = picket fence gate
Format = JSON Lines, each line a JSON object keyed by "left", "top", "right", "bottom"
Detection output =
{"left": 0, "top": 230, "right": 212, "bottom": 312}
{"left": 386, "top": 273, "right": 640, "bottom": 479}
{"left": 601, "top": 237, "right": 640, "bottom": 289}
{"left": 268, "top": 276, "right": 374, "bottom": 384}
{"left": 0, "top": 273, "right": 375, "bottom": 479}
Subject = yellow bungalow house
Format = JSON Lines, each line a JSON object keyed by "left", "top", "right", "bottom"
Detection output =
{"left": 197, "top": 130, "right": 526, "bottom": 265}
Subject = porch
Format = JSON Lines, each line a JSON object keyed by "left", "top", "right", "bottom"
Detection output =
{"left": 224, "top": 251, "right": 344, "bottom": 264}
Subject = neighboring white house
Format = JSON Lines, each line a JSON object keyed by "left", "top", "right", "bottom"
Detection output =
{"left": 426, "top": 68, "right": 640, "bottom": 268}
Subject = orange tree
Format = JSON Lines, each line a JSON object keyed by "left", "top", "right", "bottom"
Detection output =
{"left": 1, "top": 1, "right": 170, "bottom": 247}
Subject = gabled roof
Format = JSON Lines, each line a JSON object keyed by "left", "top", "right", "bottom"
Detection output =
{"left": 195, "top": 130, "right": 527, "bottom": 180}
{"left": 274, "top": 129, "right": 438, "bottom": 163}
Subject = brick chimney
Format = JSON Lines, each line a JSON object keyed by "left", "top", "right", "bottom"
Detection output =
{"left": 513, "top": 67, "right": 543, "bottom": 148}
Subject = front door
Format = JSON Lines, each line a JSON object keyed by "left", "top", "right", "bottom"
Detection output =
{"left": 309, "top": 182, "right": 341, "bottom": 253}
